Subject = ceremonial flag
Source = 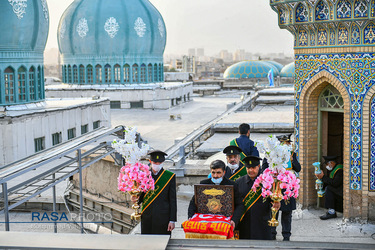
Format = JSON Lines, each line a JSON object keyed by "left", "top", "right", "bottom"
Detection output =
{"left": 268, "top": 68, "right": 274, "bottom": 87}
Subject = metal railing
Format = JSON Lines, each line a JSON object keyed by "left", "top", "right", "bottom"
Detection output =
{"left": 0, "top": 126, "right": 125, "bottom": 232}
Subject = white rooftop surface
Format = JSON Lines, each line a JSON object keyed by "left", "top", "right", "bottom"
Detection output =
{"left": 217, "top": 105, "right": 294, "bottom": 125}
{"left": 1, "top": 98, "right": 109, "bottom": 117}
{"left": 111, "top": 95, "right": 244, "bottom": 151}
{"left": 45, "top": 81, "right": 192, "bottom": 90}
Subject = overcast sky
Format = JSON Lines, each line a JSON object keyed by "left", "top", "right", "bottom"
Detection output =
{"left": 46, "top": 0, "right": 294, "bottom": 56}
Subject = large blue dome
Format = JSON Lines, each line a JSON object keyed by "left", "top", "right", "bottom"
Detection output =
{"left": 0, "top": 0, "right": 49, "bottom": 106}
{"left": 0, "top": 0, "right": 49, "bottom": 53}
{"left": 58, "top": 0, "right": 166, "bottom": 85}
{"left": 224, "top": 61, "right": 280, "bottom": 79}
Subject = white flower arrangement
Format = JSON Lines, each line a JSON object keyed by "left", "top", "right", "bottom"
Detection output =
{"left": 112, "top": 126, "right": 149, "bottom": 164}
{"left": 255, "top": 135, "right": 292, "bottom": 172}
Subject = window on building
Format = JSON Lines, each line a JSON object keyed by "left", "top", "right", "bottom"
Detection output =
{"left": 93, "top": 120, "right": 100, "bottom": 129}
{"left": 73, "top": 65, "right": 78, "bottom": 83}
{"left": 52, "top": 132, "right": 62, "bottom": 146}
{"left": 110, "top": 101, "right": 121, "bottom": 109}
{"left": 34, "top": 137, "right": 45, "bottom": 152}
{"left": 124, "top": 64, "right": 130, "bottom": 83}
{"left": 114, "top": 64, "right": 121, "bottom": 83}
{"left": 95, "top": 65, "right": 102, "bottom": 84}
{"left": 67, "top": 65, "right": 72, "bottom": 83}
{"left": 105, "top": 64, "right": 111, "bottom": 83}
{"left": 154, "top": 63, "right": 158, "bottom": 82}
{"left": 132, "top": 64, "right": 138, "bottom": 83}
{"left": 29, "top": 67, "right": 35, "bottom": 100}
{"left": 79, "top": 65, "right": 85, "bottom": 84}
{"left": 18, "top": 66, "right": 27, "bottom": 102}
{"left": 87, "top": 65, "right": 93, "bottom": 84}
{"left": 158, "top": 63, "right": 162, "bottom": 81}
{"left": 140, "top": 64, "right": 146, "bottom": 83}
{"left": 68, "top": 128, "right": 76, "bottom": 140}
{"left": 37, "top": 66, "right": 43, "bottom": 100}
{"left": 148, "top": 64, "right": 153, "bottom": 82}
{"left": 62, "top": 65, "right": 65, "bottom": 83}
{"left": 81, "top": 124, "right": 88, "bottom": 135}
{"left": 130, "top": 101, "right": 144, "bottom": 108}
{"left": 4, "top": 67, "right": 15, "bottom": 104}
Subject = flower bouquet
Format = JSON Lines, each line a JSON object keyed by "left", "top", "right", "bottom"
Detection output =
{"left": 253, "top": 135, "right": 300, "bottom": 226}
{"left": 112, "top": 127, "right": 153, "bottom": 221}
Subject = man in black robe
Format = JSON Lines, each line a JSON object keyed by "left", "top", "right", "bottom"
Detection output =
{"left": 136, "top": 150, "right": 177, "bottom": 235}
{"left": 316, "top": 155, "right": 343, "bottom": 220}
{"left": 187, "top": 160, "right": 244, "bottom": 228}
{"left": 236, "top": 156, "right": 280, "bottom": 240}
{"left": 223, "top": 145, "right": 245, "bottom": 181}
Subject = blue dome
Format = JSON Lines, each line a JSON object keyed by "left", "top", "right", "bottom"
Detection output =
{"left": 0, "top": 0, "right": 49, "bottom": 53}
{"left": 280, "top": 62, "right": 295, "bottom": 77}
{"left": 224, "top": 61, "right": 280, "bottom": 79}
{"left": 58, "top": 0, "right": 166, "bottom": 84}
{"left": 0, "top": 0, "right": 49, "bottom": 106}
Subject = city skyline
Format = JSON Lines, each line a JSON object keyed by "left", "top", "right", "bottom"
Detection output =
{"left": 46, "top": 0, "right": 294, "bottom": 56}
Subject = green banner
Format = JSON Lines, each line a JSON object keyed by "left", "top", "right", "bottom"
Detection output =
{"left": 240, "top": 185, "right": 263, "bottom": 222}
{"left": 229, "top": 166, "right": 247, "bottom": 181}
{"left": 229, "top": 139, "right": 246, "bottom": 164}
{"left": 330, "top": 164, "right": 343, "bottom": 179}
{"left": 141, "top": 170, "right": 175, "bottom": 213}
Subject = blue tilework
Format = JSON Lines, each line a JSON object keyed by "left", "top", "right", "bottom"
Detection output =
{"left": 371, "top": 96, "right": 375, "bottom": 190}
{"left": 294, "top": 53, "right": 375, "bottom": 190}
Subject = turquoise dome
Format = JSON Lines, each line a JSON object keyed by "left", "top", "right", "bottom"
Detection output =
{"left": 280, "top": 62, "right": 295, "bottom": 77}
{"left": 58, "top": 0, "right": 166, "bottom": 84}
{"left": 0, "top": 0, "right": 49, "bottom": 106}
{"left": 0, "top": 0, "right": 49, "bottom": 53}
{"left": 224, "top": 61, "right": 280, "bottom": 79}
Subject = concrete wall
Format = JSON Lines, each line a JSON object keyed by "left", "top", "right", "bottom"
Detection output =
{"left": 71, "top": 156, "right": 129, "bottom": 203}
{"left": 0, "top": 99, "right": 110, "bottom": 166}
{"left": 45, "top": 83, "right": 193, "bottom": 109}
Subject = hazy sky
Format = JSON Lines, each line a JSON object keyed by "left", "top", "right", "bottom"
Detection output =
{"left": 46, "top": 0, "right": 294, "bottom": 56}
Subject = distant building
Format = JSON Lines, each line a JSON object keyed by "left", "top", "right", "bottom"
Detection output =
{"left": 46, "top": 0, "right": 192, "bottom": 109}
{"left": 182, "top": 56, "right": 196, "bottom": 73}
{"left": 197, "top": 48, "right": 205, "bottom": 57}
{"left": 188, "top": 48, "right": 196, "bottom": 57}
{"left": 0, "top": 1, "right": 110, "bottom": 165}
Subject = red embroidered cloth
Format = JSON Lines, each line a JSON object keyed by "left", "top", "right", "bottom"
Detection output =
{"left": 182, "top": 213, "right": 234, "bottom": 239}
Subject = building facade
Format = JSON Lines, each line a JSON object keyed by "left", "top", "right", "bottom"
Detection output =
{"left": 270, "top": 0, "right": 375, "bottom": 220}
{"left": 0, "top": 1, "right": 110, "bottom": 166}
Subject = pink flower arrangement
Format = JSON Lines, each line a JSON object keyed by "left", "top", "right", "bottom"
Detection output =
{"left": 118, "top": 162, "right": 155, "bottom": 193}
{"left": 252, "top": 168, "right": 300, "bottom": 200}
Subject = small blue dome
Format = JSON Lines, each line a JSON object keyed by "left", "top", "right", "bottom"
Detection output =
{"left": 0, "top": 0, "right": 49, "bottom": 53}
{"left": 224, "top": 61, "right": 280, "bottom": 79}
{"left": 0, "top": 0, "right": 49, "bottom": 106}
{"left": 58, "top": 0, "right": 166, "bottom": 84}
{"left": 280, "top": 62, "right": 295, "bottom": 77}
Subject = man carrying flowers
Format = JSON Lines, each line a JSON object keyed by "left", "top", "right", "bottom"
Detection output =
{"left": 136, "top": 150, "right": 177, "bottom": 235}
{"left": 236, "top": 156, "right": 280, "bottom": 240}
{"left": 262, "top": 134, "right": 301, "bottom": 241}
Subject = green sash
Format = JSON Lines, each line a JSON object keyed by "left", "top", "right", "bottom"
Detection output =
{"left": 329, "top": 164, "right": 343, "bottom": 179}
{"left": 141, "top": 170, "right": 175, "bottom": 213}
{"left": 240, "top": 185, "right": 263, "bottom": 221}
{"left": 229, "top": 139, "right": 246, "bottom": 164}
{"left": 229, "top": 166, "right": 247, "bottom": 181}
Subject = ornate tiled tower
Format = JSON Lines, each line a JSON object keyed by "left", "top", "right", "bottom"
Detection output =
{"left": 270, "top": 0, "right": 375, "bottom": 219}
{"left": 58, "top": 0, "right": 166, "bottom": 84}
{"left": 0, "top": 0, "right": 49, "bottom": 106}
